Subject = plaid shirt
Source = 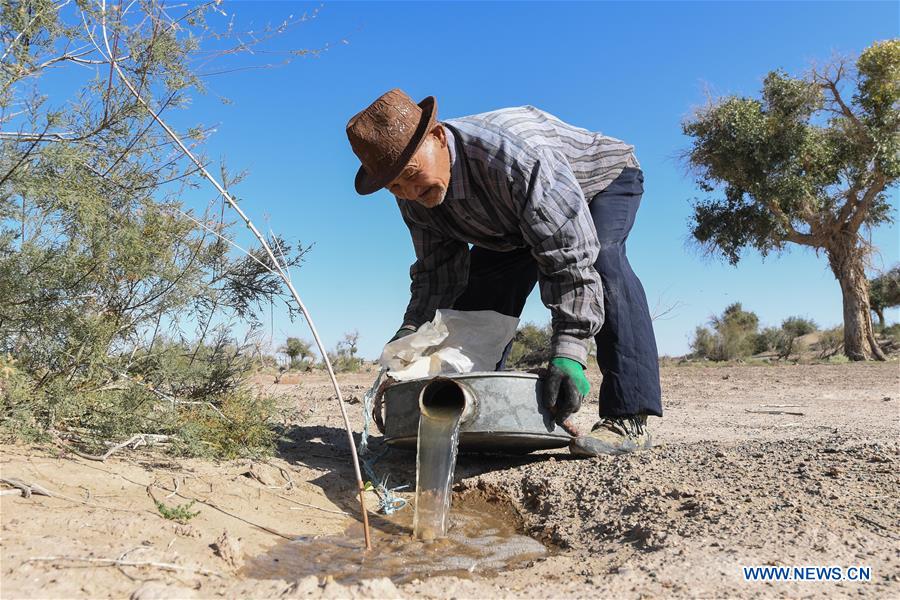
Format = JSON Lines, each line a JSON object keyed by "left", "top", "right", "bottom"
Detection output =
{"left": 398, "top": 106, "right": 639, "bottom": 365}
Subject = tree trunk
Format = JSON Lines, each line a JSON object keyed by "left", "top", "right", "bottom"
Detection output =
{"left": 873, "top": 308, "right": 885, "bottom": 329}
{"left": 827, "top": 242, "right": 886, "bottom": 361}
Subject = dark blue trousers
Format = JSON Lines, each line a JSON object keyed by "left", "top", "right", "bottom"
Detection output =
{"left": 452, "top": 167, "right": 662, "bottom": 417}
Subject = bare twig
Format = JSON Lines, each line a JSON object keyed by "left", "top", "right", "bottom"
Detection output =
{"left": 744, "top": 409, "right": 805, "bottom": 416}
{"left": 51, "top": 432, "right": 170, "bottom": 462}
{"left": 651, "top": 295, "right": 687, "bottom": 322}
{"left": 283, "top": 498, "right": 349, "bottom": 516}
{"left": 0, "top": 477, "right": 140, "bottom": 514}
{"left": 25, "top": 556, "right": 221, "bottom": 577}
{"left": 0, "top": 478, "right": 53, "bottom": 498}
{"left": 166, "top": 477, "right": 181, "bottom": 499}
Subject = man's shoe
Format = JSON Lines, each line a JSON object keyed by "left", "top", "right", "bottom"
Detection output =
{"left": 569, "top": 415, "right": 652, "bottom": 457}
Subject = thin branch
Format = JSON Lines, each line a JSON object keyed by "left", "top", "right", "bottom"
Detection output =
{"left": 25, "top": 556, "right": 221, "bottom": 577}
{"left": 0, "top": 0, "right": 74, "bottom": 64}
{"left": 848, "top": 173, "right": 887, "bottom": 232}
{"left": 0, "top": 121, "right": 51, "bottom": 187}
{"left": 52, "top": 433, "right": 171, "bottom": 461}
{"left": 760, "top": 197, "right": 818, "bottom": 246}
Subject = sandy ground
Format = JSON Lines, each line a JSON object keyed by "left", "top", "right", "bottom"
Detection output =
{"left": 1, "top": 361, "right": 898, "bottom": 599}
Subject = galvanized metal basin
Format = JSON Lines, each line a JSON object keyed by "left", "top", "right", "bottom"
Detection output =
{"left": 382, "top": 371, "right": 571, "bottom": 453}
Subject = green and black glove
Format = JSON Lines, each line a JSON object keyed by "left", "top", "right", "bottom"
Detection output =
{"left": 543, "top": 357, "right": 589, "bottom": 427}
{"left": 388, "top": 326, "right": 417, "bottom": 344}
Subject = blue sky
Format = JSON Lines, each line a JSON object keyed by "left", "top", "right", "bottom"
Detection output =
{"left": 152, "top": 1, "right": 899, "bottom": 359}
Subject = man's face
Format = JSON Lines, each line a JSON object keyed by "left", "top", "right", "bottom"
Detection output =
{"left": 386, "top": 125, "right": 451, "bottom": 208}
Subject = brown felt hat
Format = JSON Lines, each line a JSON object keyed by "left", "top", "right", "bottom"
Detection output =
{"left": 346, "top": 89, "right": 437, "bottom": 195}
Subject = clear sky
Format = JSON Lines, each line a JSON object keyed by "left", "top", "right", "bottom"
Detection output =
{"left": 162, "top": 1, "right": 899, "bottom": 360}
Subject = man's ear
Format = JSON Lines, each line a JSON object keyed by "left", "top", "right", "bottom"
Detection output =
{"left": 430, "top": 124, "right": 447, "bottom": 148}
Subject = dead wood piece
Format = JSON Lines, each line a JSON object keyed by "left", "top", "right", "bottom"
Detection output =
{"left": 1, "top": 476, "right": 140, "bottom": 514}
{"left": 26, "top": 556, "right": 221, "bottom": 577}
{"left": 1, "top": 478, "right": 54, "bottom": 498}
{"left": 210, "top": 530, "right": 243, "bottom": 568}
{"left": 279, "top": 494, "right": 348, "bottom": 516}
{"left": 165, "top": 477, "right": 181, "bottom": 499}
{"left": 273, "top": 464, "right": 295, "bottom": 491}
{"left": 744, "top": 409, "right": 806, "bottom": 416}
{"left": 241, "top": 463, "right": 278, "bottom": 487}
{"left": 51, "top": 432, "right": 171, "bottom": 462}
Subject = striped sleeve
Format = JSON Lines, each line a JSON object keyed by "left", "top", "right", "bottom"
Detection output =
{"left": 399, "top": 210, "right": 470, "bottom": 330}
{"left": 519, "top": 150, "right": 605, "bottom": 366}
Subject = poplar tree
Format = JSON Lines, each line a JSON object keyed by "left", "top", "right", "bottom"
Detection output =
{"left": 682, "top": 40, "right": 899, "bottom": 360}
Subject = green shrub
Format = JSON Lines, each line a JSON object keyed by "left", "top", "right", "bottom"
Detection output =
{"left": 817, "top": 326, "right": 844, "bottom": 358}
{"left": 506, "top": 323, "right": 552, "bottom": 369}
{"left": 781, "top": 316, "right": 818, "bottom": 337}
{"left": 281, "top": 337, "right": 315, "bottom": 370}
{"left": 752, "top": 327, "right": 782, "bottom": 354}
{"left": 1, "top": 339, "right": 277, "bottom": 459}
{"left": 690, "top": 326, "right": 716, "bottom": 359}
{"left": 0, "top": 1, "right": 305, "bottom": 459}
{"left": 171, "top": 389, "right": 276, "bottom": 459}
{"left": 774, "top": 316, "right": 818, "bottom": 359}
{"left": 324, "top": 331, "right": 362, "bottom": 373}
{"left": 882, "top": 323, "right": 900, "bottom": 343}
{"left": 691, "top": 303, "right": 760, "bottom": 361}
{"left": 154, "top": 499, "right": 200, "bottom": 523}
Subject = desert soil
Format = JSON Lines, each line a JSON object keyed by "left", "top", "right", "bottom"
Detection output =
{"left": 1, "top": 361, "right": 898, "bottom": 599}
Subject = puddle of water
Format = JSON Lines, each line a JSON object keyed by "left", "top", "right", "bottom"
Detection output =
{"left": 413, "top": 402, "right": 462, "bottom": 540}
{"left": 242, "top": 495, "right": 548, "bottom": 585}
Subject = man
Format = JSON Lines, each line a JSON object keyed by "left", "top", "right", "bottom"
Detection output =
{"left": 346, "top": 89, "right": 661, "bottom": 456}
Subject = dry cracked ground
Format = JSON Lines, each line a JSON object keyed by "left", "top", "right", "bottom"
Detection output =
{"left": 1, "top": 361, "right": 898, "bottom": 599}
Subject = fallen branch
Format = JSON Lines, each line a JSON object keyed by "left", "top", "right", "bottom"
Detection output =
{"left": 744, "top": 409, "right": 806, "bottom": 416}
{"left": 280, "top": 495, "right": 349, "bottom": 516}
{"left": 0, "top": 477, "right": 140, "bottom": 514}
{"left": 0, "top": 478, "right": 54, "bottom": 498}
{"left": 26, "top": 556, "right": 221, "bottom": 577}
{"left": 51, "top": 432, "right": 171, "bottom": 462}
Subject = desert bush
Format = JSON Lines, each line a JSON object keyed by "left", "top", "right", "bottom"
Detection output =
{"left": 690, "top": 326, "right": 716, "bottom": 359}
{"left": 780, "top": 316, "right": 818, "bottom": 338}
{"left": 0, "top": 2, "right": 312, "bottom": 457}
{"left": 775, "top": 316, "right": 818, "bottom": 359}
{"left": 2, "top": 335, "right": 278, "bottom": 459}
{"left": 691, "top": 303, "right": 760, "bottom": 361}
{"left": 818, "top": 326, "right": 845, "bottom": 359}
{"left": 869, "top": 266, "right": 900, "bottom": 328}
{"left": 507, "top": 323, "right": 552, "bottom": 369}
{"left": 326, "top": 331, "right": 363, "bottom": 373}
{"left": 882, "top": 323, "right": 900, "bottom": 341}
{"left": 281, "top": 337, "right": 315, "bottom": 370}
{"left": 752, "top": 326, "right": 782, "bottom": 354}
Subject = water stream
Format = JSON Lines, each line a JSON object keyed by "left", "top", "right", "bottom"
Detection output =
{"left": 412, "top": 400, "right": 463, "bottom": 540}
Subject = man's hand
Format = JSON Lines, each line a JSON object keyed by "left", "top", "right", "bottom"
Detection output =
{"left": 543, "top": 357, "right": 589, "bottom": 432}
{"left": 388, "top": 326, "right": 417, "bottom": 343}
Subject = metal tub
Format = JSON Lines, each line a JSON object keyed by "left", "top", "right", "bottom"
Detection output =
{"left": 382, "top": 371, "right": 571, "bottom": 453}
